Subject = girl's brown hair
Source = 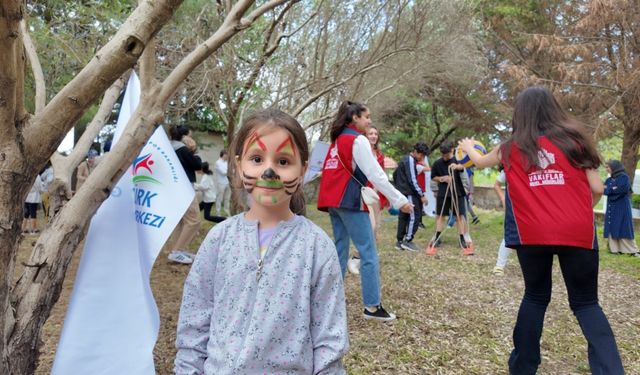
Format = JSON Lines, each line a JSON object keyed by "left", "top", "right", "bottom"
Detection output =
{"left": 230, "top": 109, "right": 309, "bottom": 216}
{"left": 500, "top": 86, "right": 601, "bottom": 170}
{"left": 329, "top": 100, "right": 368, "bottom": 142}
{"left": 367, "top": 125, "right": 380, "bottom": 151}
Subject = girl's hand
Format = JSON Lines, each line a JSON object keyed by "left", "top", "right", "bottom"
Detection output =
{"left": 400, "top": 202, "right": 414, "bottom": 214}
{"left": 458, "top": 138, "right": 475, "bottom": 153}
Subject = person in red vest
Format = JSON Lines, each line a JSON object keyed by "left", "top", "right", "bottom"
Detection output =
{"left": 347, "top": 125, "right": 389, "bottom": 275}
{"left": 459, "top": 86, "right": 624, "bottom": 375}
{"left": 318, "top": 100, "right": 412, "bottom": 322}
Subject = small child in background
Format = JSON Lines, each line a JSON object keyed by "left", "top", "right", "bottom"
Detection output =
{"left": 174, "top": 109, "right": 348, "bottom": 375}
{"left": 23, "top": 174, "right": 44, "bottom": 234}
{"left": 194, "top": 162, "right": 226, "bottom": 224}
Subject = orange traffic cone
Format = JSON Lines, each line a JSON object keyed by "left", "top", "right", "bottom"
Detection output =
{"left": 425, "top": 241, "right": 438, "bottom": 256}
{"left": 462, "top": 241, "right": 474, "bottom": 256}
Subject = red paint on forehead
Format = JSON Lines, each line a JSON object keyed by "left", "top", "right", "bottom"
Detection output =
{"left": 276, "top": 137, "right": 297, "bottom": 156}
{"left": 244, "top": 131, "right": 267, "bottom": 153}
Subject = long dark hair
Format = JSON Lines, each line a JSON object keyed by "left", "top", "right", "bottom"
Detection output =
{"left": 169, "top": 125, "right": 189, "bottom": 141}
{"left": 329, "top": 100, "right": 368, "bottom": 142}
{"left": 201, "top": 161, "right": 213, "bottom": 175}
{"left": 230, "top": 109, "right": 309, "bottom": 216}
{"left": 500, "top": 86, "right": 601, "bottom": 170}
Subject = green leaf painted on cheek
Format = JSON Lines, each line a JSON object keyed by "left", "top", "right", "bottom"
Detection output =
{"left": 256, "top": 180, "right": 284, "bottom": 188}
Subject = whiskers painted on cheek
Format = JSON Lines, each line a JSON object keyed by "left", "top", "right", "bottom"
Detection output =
{"left": 242, "top": 172, "right": 257, "bottom": 193}
{"left": 283, "top": 177, "right": 300, "bottom": 195}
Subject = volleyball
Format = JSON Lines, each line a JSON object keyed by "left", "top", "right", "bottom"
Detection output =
{"left": 455, "top": 140, "right": 487, "bottom": 168}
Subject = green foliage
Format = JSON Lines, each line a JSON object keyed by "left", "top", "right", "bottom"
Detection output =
{"left": 479, "top": 0, "right": 554, "bottom": 32}
{"left": 25, "top": 0, "right": 133, "bottom": 134}
{"left": 631, "top": 194, "right": 640, "bottom": 209}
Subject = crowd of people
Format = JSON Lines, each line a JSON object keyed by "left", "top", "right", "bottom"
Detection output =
{"left": 21, "top": 86, "right": 637, "bottom": 374}
{"left": 171, "top": 90, "right": 634, "bottom": 375}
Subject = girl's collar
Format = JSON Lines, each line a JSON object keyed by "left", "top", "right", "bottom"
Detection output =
{"left": 240, "top": 212, "right": 301, "bottom": 229}
{"left": 347, "top": 123, "right": 365, "bottom": 135}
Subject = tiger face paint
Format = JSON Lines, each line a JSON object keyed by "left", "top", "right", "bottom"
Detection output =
{"left": 238, "top": 127, "right": 304, "bottom": 208}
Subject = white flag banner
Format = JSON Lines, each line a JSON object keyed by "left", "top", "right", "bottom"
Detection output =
{"left": 52, "top": 73, "right": 194, "bottom": 374}
{"left": 303, "top": 141, "right": 330, "bottom": 184}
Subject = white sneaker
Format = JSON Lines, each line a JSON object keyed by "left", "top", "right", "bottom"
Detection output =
{"left": 175, "top": 250, "right": 195, "bottom": 260}
{"left": 347, "top": 257, "right": 361, "bottom": 275}
{"left": 168, "top": 251, "right": 193, "bottom": 264}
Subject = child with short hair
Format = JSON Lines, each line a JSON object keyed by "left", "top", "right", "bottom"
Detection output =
{"left": 175, "top": 109, "right": 348, "bottom": 374}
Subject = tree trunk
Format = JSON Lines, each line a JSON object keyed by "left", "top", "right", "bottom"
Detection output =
{"left": 0, "top": 149, "right": 31, "bottom": 375}
{"left": 0, "top": 1, "right": 296, "bottom": 372}
{"left": 621, "top": 94, "right": 640, "bottom": 185}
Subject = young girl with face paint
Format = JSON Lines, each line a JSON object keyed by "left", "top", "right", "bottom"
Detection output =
{"left": 174, "top": 109, "right": 348, "bottom": 375}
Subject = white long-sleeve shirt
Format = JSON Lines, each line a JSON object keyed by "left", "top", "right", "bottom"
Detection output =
{"left": 26, "top": 175, "right": 44, "bottom": 203}
{"left": 194, "top": 174, "right": 216, "bottom": 203}
{"left": 214, "top": 158, "right": 229, "bottom": 187}
{"left": 351, "top": 135, "right": 408, "bottom": 209}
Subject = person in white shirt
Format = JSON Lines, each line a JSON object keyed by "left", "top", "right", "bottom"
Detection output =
{"left": 214, "top": 150, "right": 231, "bottom": 215}
{"left": 194, "top": 162, "right": 226, "bottom": 223}
{"left": 23, "top": 174, "right": 44, "bottom": 234}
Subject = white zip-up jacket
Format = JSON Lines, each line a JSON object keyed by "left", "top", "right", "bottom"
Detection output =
{"left": 175, "top": 214, "right": 348, "bottom": 375}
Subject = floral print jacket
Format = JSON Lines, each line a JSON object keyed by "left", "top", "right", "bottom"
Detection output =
{"left": 174, "top": 214, "right": 348, "bottom": 375}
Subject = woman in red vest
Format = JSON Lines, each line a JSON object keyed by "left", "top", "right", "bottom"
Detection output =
{"left": 318, "top": 101, "right": 412, "bottom": 322}
{"left": 459, "top": 86, "right": 624, "bottom": 374}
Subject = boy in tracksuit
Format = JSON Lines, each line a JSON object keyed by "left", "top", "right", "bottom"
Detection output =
{"left": 393, "top": 143, "right": 429, "bottom": 251}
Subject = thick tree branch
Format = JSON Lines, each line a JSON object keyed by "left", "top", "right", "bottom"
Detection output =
{"left": 63, "top": 74, "right": 129, "bottom": 178}
{"left": 140, "top": 38, "right": 157, "bottom": 93}
{"left": 20, "top": 20, "right": 45, "bottom": 115}
{"left": 0, "top": 1, "right": 25, "bottom": 137}
{"left": 25, "top": 0, "right": 184, "bottom": 168}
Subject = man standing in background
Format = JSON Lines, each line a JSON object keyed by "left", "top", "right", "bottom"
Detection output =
{"left": 215, "top": 150, "right": 231, "bottom": 215}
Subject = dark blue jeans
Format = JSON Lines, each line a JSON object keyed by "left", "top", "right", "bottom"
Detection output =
{"left": 509, "top": 246, "right": 624, "bottom": 375}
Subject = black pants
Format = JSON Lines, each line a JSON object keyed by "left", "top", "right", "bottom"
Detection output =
{"left": 396, "top": 195, "right": 422, "bottom": 242}
{"left": 199, "top": 201, "right": 226, "bottom": 223}
{"left": 509, "top": 246, "right": 624, "bottom": 375}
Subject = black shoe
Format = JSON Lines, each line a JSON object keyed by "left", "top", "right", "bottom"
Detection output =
{"left": 363, "top": 305, "right": 397, "bottom": 322}
{"left": 400, "top": 240, "right": 419, "bottom": 252}
{"left": 394, "top": 241, "right": 403, "bottom": 250}
{"left": 418, "top": 222, "right": 425, "bottom": 229}
{"left": 472, "top": 216, "right": 480, "bottom": 225}
{"left": 459, "top": 237, "right": 468, "bottom": 249}
{"left": 434, "top": 238, "right": 442, "bottom": 247}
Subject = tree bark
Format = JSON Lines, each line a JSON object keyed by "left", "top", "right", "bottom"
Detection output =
{"left": 1, "top": 1, "right": 296, "bottom": 372}
{"left": 620, "top": 95, "right": 640, "bottom": 185}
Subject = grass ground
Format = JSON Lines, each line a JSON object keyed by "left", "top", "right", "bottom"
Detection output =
{"left": 28, "top": 206, "right": 640, "bottom": 374}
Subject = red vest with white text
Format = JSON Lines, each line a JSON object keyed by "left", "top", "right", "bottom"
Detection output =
{"left": 503, "top": 136, "right": 597, "bottom": 249}
{"left": 317, "top": 127, "right": 369, "bottom": 212}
